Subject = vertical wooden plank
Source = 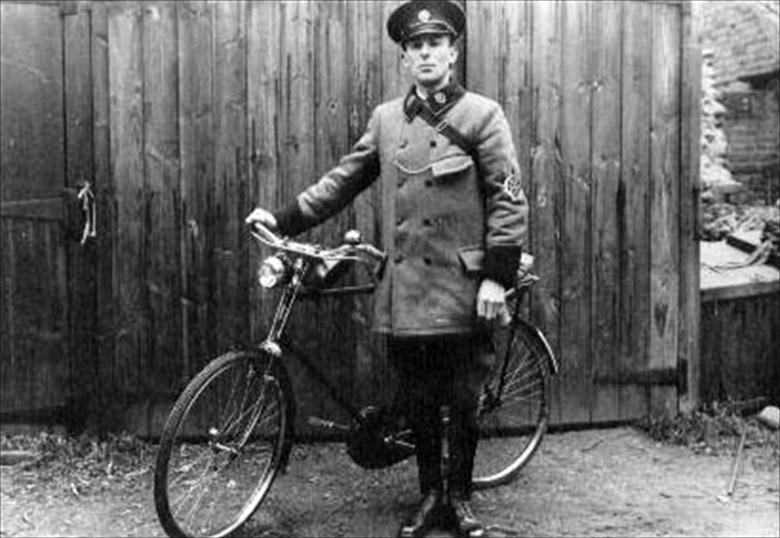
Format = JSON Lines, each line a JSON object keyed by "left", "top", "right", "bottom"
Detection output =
{"left": 466, "top": 1, "right": 532, "bottom": 181}
{"left": 0, "top": 3, "right": 65, "bottom": 202}
{"left": 380, "top": 0, "right": 407, "bottom": 101}
{"left": 1, "top": 222, "right": 68, "bottom": 415}
{"left": 313, "top": 0, "right": 356, "bottom": 420}
{"left": 349, "top": 1, "right": 389, "bottom": 407}
{"left": 276, "top": 0, "right": 321, "bottom": 434}
{"left": 64, "top": 8, "right": 97, "bottom": 429}
{"left": 178, "top": 0, "right": 214, "bottom": 379}
{"left": 466, "top": 1, "right": 501, "bottom": 98}
{"left": 348, "top": 0, "right": 383, "bottom": 246}
{"left": 91, "top": 2, "right": 116, "bottom": 430}
{"left": 212, "top": 0, "right": 248, "bottom": 352}
{"left": 108, "top": 3, "right": 147, "bottom": 407}
{"left": 142, "top": 3, "right": 181, "bottom": 419}
{"left": 503, "top": 1, "right": 533, "bottom": 203}
{"left": 0, "top": 3, "right": 68, "bottom": 418}
{"left": 619, "top": 1, "right": 652, "bottom": 420}
{"left": 589, "top": 1, "right": 622, "bottom": 422}
{"left": 277, "top": 0, "right": 315, "bottom": 205}
{"left": 678, "top": 0, "right": 702, "bottom": 413}
{"left": 313, "top": 0, "right": 350, "bottom": 242}
{"left": 247, "top": 0, "right": 278, "bottom": 349}
{"left": 558, "top": 0, "right": 592, "bottom": 425}
{"left": 649, "top": 2, "right": 681, "bottom": 416}
{"left": 529, "top": 0, "right": 563, "bottom": 425}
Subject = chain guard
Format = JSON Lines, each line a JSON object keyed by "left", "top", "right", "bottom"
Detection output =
{"left": 346, "top": 406, "right": 415, "bottom": 469}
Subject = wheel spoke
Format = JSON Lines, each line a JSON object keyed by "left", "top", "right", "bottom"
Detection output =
{"left": 155, "top": 352, "right": 288, "bottom": 537}
{"left": 472, "top": 323, "right": 551, "bottom": 489}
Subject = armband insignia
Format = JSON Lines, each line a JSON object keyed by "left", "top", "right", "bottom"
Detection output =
{"left": 503, "top": 173, "right": 523, "bottom": 202}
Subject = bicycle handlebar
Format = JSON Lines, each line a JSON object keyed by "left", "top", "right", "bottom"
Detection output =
{"left": 249, "top": 221, "right": 536, "bottom": 299}
{"left": 249, "top": 221, "right": 387, "bottom": 266}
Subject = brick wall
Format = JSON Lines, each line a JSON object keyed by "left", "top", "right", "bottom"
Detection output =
{"left": 721, "top": 89, "right": 780, "bottom": 203}
{"left": 699, "top": 2, "right": 779, "bottom": 86}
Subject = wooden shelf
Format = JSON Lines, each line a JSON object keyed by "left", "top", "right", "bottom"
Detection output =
{"left": 700, "top": 239, "right": 780, "bottom": 302}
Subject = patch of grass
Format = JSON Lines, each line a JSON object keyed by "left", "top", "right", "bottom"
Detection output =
{"left": 635, "top": 400, "right": 779, "bottom": 469}
{"left": 1, "top": 430, "right": 156, "bottom": 496}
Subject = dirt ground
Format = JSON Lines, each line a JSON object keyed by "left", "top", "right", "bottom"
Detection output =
{"left": 1, "top": 426, "right": 778, "bottom": 537}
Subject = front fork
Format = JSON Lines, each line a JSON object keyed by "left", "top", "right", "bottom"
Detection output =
{"left": 263, "top": 258, "right": 308, "bottom": 348}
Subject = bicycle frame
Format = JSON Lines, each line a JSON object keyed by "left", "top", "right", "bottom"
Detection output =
{"left": 256, "top": 254, "right": 376, "bottom": 430}
{"left": 249, "top": 223, "right": 558, "bottom": 436}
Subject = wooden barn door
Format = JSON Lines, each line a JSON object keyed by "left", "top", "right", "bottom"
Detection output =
{"left": 0, "top": 2, "right": 96, "bottom": 427}
{"left": 466, "top": 0, "right": 698, "bottom": 425}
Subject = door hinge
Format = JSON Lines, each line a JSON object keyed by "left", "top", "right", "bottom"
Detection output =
{"left": 595, "top": 359, "right": 688, "bottom": 394}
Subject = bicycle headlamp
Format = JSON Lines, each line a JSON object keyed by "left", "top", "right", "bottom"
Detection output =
{"left": 257, "top": 255, "right": 287, "bottom": 289}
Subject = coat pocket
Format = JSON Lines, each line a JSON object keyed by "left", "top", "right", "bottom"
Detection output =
{"left": 431, "top": 155, "right": 474, "bottom": 178}
{"left": 457, "top": 245, "right": 484, "bottom": 276}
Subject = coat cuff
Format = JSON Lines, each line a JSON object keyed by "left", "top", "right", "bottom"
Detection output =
{"left": 482, "top": 245, "right": 521, "bottom": 289}
{"left": 272, "top": 201, "right": 317, "bottom": 237}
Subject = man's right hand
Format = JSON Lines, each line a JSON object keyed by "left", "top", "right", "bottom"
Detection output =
{"left": 245, "top": 207, "right": 279, "bottom": 231}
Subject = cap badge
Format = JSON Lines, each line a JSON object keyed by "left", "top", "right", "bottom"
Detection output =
{"left": 434, "top": 92, "right": 446, "bottom": 104}
{"left": 418, "top": 9, "right": 431, "bottom": 22}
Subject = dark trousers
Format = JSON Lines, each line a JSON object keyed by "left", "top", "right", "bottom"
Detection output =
{"left": 389, "top": 333, "right": 493, "bottom": 500}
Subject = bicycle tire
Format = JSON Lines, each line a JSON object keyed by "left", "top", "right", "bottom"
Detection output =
{"left": 472, "top": 318, "right": 553, "bottom": 490}
{"left": 154, "top": 350, "right": 293, "bottom": 538}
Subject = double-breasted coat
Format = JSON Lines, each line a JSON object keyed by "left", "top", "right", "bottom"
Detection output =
{"left": 274, "top": 83, "right": 528, "bottom": 336}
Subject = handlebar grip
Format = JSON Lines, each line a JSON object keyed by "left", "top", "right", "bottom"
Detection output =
{"left": 249, "top": 221, "right": 282, "bottom": 244}
{"left": 358, "top": 243, "right": 387, "bottom": 262}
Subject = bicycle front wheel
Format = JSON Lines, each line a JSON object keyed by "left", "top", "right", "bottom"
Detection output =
{"left": 154, "top": 350, "right": 291, "bottom": 538}
{"left": 472, "top": 318, "right": 553, "bottom": 490}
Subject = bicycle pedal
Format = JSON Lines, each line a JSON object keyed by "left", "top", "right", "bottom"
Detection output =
{"left": 307, "top": 416, "right": 350, "bottom": 432}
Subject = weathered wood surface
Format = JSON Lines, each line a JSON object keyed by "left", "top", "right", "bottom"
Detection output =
{"left": 701, "top": 293, "right": 780, "bottom": 405}
{"left": 589, "top": 1, "right": 622, "bottom": 423}
{"left": 1, "top": 3, "right": 69, "bottom": 418}
{"left": 1, "top": 0, "right": 702, "bottom": 434}
{"left": 649, "top": 2, "right": 681, "bottom": 416}
{"left": 527, "top": 0, "right": 564, "bottom": 425}
{"left": 618, "top": 1, "right": 653, "bottom": 420}
{"left": 64, "top": 6, "right": 99, "bottom": 429}
{"left": 700, "top": 241, "right": 780, "bottom": 301}
{"left": 678, "top": 0, "right": 702, "bottom": 413}
{"left": 108, "top": 3, "right": 148, "bottom": 419}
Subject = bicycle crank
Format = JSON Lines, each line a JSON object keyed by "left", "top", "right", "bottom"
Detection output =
{"left": 307, "top": 416, "right": 350, "bottom": 432}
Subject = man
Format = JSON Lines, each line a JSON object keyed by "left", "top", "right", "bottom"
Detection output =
{"left": 246, "top": 1, "right": 527, "bottom": 536}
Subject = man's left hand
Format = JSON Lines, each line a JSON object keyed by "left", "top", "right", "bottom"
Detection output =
{"left": 477, "top": 279, "right": 510, "bottom": 325}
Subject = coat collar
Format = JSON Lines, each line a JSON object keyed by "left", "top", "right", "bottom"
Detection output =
{"left": 403, "top": 81, "right": 466, "bottom": 121}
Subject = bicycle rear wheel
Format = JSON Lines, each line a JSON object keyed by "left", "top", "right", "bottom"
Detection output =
{"left": 154, "top": 350, "right": 292, "bottom": 538}
{"left": 472, "top": 318, "right": 553, "bottom": 490}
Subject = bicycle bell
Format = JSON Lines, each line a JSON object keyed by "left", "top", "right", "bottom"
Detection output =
{"left": 344, "top": 229, "right": 362, "bottom": 245}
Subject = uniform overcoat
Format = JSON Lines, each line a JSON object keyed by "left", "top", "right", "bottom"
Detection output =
{"left": 276, "top": 85, "right": 528, "bottom": 336}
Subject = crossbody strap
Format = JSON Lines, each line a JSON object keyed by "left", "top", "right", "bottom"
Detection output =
{"left": 415, "top": 104, "right": 479, "bottom": 163}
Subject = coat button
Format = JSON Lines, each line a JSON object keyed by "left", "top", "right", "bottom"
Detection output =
{"left": 395, "top": 253, "right": 404, "bottom": 263}
{"left": 422, "top": 218, "right": 432, "bottom": 227}
{"left": 423, "top": 256, "right": 432, "bottom": 265}
{"left": 399, "top": 139, "right": 408, "bottom": 148}
{"left": 425, "top": 179, "right": 433, "bottom": 187}
{"left": 429, "top": 140, "right": 437, "bottom": 148}
{"left": 396, "top": 217, "right": 404, "bottom": 226}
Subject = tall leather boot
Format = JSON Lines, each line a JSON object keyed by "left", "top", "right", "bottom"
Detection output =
{"left": 450, "top": 496, "right": 487, "bottom": 538}
{"left": 448, "top": 405, "right": 487, "bottom": 538}
{"left": 398, "top": 488, "right": 443, "bottom": 538}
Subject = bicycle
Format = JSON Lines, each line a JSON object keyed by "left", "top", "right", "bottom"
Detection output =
{"left": 153, "top": 222, "right": 559, "bottom": 538}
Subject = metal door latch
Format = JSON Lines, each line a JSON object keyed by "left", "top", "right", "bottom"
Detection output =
{"left": 77, "top": 181, "right": 96, "bottom": 245}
